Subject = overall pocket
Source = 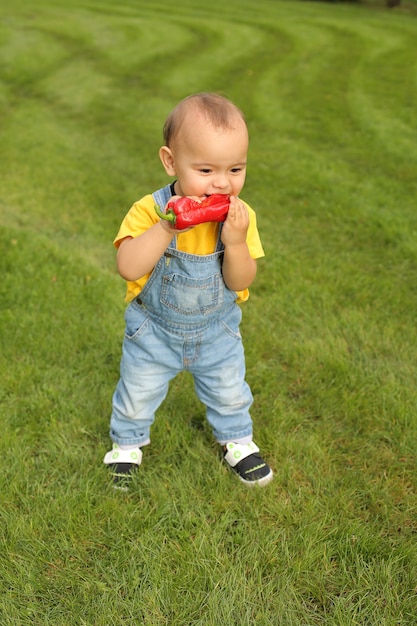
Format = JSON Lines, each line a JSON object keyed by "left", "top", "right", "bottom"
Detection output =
{"left": 124, "top": 300, "right": 150, "bottom": 340}
{"left": 160, "top": 272, "right": 223, "bottom": 316}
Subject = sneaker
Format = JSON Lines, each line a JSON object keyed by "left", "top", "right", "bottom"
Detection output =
{"left": 103, "top": 444, "right": 143, "bottom": 490}
{"left": 223, "top": 441, "right": 273, "bottom": 487}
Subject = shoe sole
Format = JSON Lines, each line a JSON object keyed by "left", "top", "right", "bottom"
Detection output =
{"left": 239, "top": 469, "right": 274, "bottom": 487}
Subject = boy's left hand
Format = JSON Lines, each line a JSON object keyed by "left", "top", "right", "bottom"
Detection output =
{"left": 221, "top": 196, "right": 250, "bottom": 247}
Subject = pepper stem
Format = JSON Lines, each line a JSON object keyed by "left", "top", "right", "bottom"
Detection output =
{"left": 154, "top": 204, "right": 176, "bottom": 223}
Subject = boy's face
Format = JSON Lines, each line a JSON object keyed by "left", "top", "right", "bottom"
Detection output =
{"left": 159, "top": 112, "right": 248, "bottom": 199}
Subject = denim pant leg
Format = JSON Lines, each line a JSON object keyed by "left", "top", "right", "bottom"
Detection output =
{"left": 110, "top": 304, "right": 182, "bottom": 446}
{"left": 190, "top": 306, "right": 254, "bottom": 444}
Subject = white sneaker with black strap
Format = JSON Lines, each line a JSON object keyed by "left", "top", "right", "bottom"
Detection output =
{"left": 223, "top": 441, "right": 273, "bottom": 486}
{"left": 103, "top": 444, "right": 143, "bottom": 490}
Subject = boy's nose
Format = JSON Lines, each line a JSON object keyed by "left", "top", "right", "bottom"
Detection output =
{"left": 212, "top": 175, "right": 230, "bottom": 192}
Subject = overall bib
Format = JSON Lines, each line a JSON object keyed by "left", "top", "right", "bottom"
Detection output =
{"left": 110, "top": 184, "right": 254, "bottom": 447}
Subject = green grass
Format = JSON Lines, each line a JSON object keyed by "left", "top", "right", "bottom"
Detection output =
{"left": 1, "top": 0, "right": 417, "bottom": 623}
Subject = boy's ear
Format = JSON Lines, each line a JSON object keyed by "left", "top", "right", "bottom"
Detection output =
{"left": 159, "top": 146, "right": 176, "bottom": 176}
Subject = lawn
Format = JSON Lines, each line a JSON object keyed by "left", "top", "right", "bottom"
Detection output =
{"left": 1, "top": 0, "right": 416, "bottom": 623}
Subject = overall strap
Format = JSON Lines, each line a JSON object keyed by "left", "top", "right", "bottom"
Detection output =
{"left": 215, "top": 223, "right": 225, "bottom": 253}
{"left": 152, "top": 183, "right": 176, "bottom": 248}
{"left": 152, "top": 183, "right": 173, "bottom": 210}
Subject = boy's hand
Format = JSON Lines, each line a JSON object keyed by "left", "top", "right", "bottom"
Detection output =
{"left": 221, "top": 196, "right": 249, "bottom": 247}
{"left": 221, "top": 196, "right": 256, "bottom": 291}
{"left": 158, "top": 218, "right": 191, "bottom": 235}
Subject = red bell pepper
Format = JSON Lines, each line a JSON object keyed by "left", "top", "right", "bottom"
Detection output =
{"left": 155, "top": 194, "right": 230, "bottom": 229}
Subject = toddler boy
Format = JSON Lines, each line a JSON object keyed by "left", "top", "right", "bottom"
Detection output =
{"left": 104, "top": 92, "right": 273, "bottom": 488}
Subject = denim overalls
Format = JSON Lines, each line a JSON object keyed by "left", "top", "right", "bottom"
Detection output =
{"left": 110, "top": 184, "right": 254, "bottom": 447}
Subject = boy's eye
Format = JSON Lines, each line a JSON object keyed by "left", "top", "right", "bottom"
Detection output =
{"left": 199, "top": 169, "right": 211, "bottom": 174}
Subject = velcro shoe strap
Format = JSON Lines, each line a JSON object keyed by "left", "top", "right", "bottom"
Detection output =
{"left": 224, "top": 442, "right": 260, "bottom": 468}
{"left": 103, "top": 445, "right": 143, "bottom": 466}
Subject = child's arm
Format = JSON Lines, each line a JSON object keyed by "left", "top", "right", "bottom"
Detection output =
{"left": 221, "top": 197, "right": 257, "bottom": 292}
{"left": 116, "top": 219, "right": 180, "bottom": 282}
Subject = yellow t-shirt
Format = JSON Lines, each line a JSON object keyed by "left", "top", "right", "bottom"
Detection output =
{"left": 114, "top": 193, "right": 265, "bottom": 303}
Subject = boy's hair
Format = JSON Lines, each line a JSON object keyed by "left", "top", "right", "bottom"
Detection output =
{"left": 163, "top": 92, "right": 246, "bottom": 146}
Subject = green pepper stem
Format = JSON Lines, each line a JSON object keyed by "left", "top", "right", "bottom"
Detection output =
{"left": 154, "top": 204, "right": 176, "bottom": 223}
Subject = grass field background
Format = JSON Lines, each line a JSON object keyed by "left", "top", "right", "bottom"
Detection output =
{"left": 1, "top": 0, "right": 417, "bottom": 623}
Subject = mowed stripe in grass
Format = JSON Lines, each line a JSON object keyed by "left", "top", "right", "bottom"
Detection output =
{"left": 1, "top": 1, "right": 417, "bottom": 624}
